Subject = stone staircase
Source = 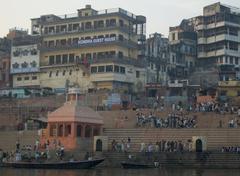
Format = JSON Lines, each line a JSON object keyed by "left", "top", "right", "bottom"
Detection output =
{"left": 103, "top": 128, "right": 240, "bottom": 151}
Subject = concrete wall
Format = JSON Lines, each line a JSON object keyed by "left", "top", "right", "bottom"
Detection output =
{"left": 0, "top": 131, "right": 39, "bottom": 151}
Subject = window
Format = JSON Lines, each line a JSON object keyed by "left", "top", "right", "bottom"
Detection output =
{"left": 118, "top": 51, "right": 123, "bottom": 58}
{"left": 114, "top": 65, "right": 120, "bottom": 73}
{"left": 69, "top": 70, "right": 72, "bottom": 75}
{"left": 17, "top": 77, "right": 22, "bottom": 81}
{"left": 62, "top": 54, "right": 68, "bottom": 64}
{"left": 62, "top": 70, "right": 66, "bottom": 76}
{"left": 172, "top": 33, "right": 175, "bottom": 40}
{"left": 32, "top": 76, "right": 37, "bottom": 80}
{"left": 98, "top": 66, "right": 105, "bottom": 73}
{"left": 49, "top": 71, "right": 52, "bottom": 77}
{"left": 85, "top": 22, "right": 92, "bottom": 29}
{"left": 238, "top": 91, "right": 240, "bottom": 96}
{"left": 220, "top": 91, "right": 227, "bottom": 96}
{"left": 119, "top": 34, "right": 124, "bottom": 41}
{"left": 69, "top": 54, "right": 75, "bottom": 63}
{"left": 49, "top": 56, "right": 55, "bottom": 65}
{"left": 109, "top": 19, "right": 116, "bottom": 26}
{"left": 3, "top": 62, "right": 6, "bottom": 69}
{"left": 120, "top": 66, "right": 125, "bottom": 74}
{"left": 56, "top": 55, "right": 61, "bottom": 64}
{"left": 235, "top": 58, "right": 239, "bottom": 65}
{"left": 136, "top": 71, "right": 140, "bottom": 78}
{"left": 56, "top": 70, "right": 59, "bottom": 76}
{"left": 82, "top": 72, "right": 86, "bottom": 76}
{"left": 119, "top": 19, "right": 124, "bottom": 27}
{"left": 2, "top": 74, "right": 5, "bottom": 81}
{"left": 24, "top": 77, "right": 29, "bottom": 81}
{"left": 106, "top": 65, "right": 113, "bottom": 72}
{"left": 91, "top": 67, "right": 97, "bottom": 73}
{"left": 230, "top": 57, "right": 233, "bottom": 64}
{"left": 72, "top": 24, "right": 79, "bottom": 31}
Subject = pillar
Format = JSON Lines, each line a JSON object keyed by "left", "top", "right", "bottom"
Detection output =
{"left": 56, "top": 123, "right": 59, "bottom": 137}
{"left": 71, "top": 123, "right": 75, "bottom": 138}
{"left": 63, "top": 123, "right": 65, "bottom": 137}
{"left": 91, "top": 125, "right": 94, "bottom": 138}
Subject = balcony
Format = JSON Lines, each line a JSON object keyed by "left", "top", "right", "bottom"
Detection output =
{"left": 168, "top": 80, "right": 184, "bottom": 88}
{"left": 218, "top": 81, "right": 240, "bottom": 87}
{"left": 41, "top": 24, "right": 134, "bottom": 37}
{"left": 91, "top": 56, "right": 144, "bottom": 67}
{"left": 40, "top": 55, "right": 144, "bottom": 69}
{"left": 39, "top": 37, "right": 137, "bottom": 52}
{"left": 90, "top": 72, "right": 130, "bottom": 83}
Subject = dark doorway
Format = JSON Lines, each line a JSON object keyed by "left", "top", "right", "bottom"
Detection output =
{"left": 196, "top": 139, "right": 203, "bottom": 152}
{"left": 77, "top": 125, "right": 82, "bottom": 137}
{"left": 96, "top": 139, "right": 103, "bottom": 152}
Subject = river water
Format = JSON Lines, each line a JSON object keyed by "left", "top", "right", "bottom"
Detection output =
{"left": 0, "top": 168, "right": 239, "bottom": 176}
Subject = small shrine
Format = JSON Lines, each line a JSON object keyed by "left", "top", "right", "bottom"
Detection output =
{"left": 41, "top": 88, "right": 103, "bottom": 150}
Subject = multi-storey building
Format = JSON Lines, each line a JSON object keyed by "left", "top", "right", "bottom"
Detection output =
{"left": 195, "top": 2, "right": 240, "bottom": 81}
{"left": 169, "top": 20, "right": 197, "bottom": 79}
{"left": 145, "top": 33, "right": 169, "bottom": 84}
{"left": 11, "top": 35, "right": 41, "bottom": 88}
{"left": 0, "top": 37, "right": 11, "bottom": 88}
{"left": 31, "top": 5, "right": 146, "bottom": 93}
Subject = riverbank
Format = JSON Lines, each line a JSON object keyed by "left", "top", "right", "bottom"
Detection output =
{"left": 100, "top": 151, "right": 240, "bottom": 169}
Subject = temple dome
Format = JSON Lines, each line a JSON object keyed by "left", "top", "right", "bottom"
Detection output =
{"left": 48, "top": 101, "right": 103, "bottom": 124}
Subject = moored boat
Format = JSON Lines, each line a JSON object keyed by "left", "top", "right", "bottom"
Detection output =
{"left": 0, "top": 158, "right": 105, "bottom": 169}
{"left": 121, "top": 161, "right": 159, "bottom": 169}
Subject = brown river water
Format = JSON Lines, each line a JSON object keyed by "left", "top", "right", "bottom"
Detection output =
{"left": 0, "top": 168, "right": 239, "bottom": 176}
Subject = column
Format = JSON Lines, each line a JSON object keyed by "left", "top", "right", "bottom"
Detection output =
{"left": 63, "top": 123, "right": 65, "bottom": 137}
{"left": 55, "top": 123, "right": 58, "bottom": 137}
{"left": 91, "top": 125, "right": 94, "bottom": 138}
{"left": 71, "top": 123, "right": 75, "bottom": 138}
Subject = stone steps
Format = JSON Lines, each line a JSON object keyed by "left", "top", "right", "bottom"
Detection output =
{"left": 104, "top": 128, "right": 240, "bottom": 151}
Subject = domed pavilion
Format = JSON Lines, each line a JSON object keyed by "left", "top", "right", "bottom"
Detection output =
{"left": 41, "top": 88, "right": 103, "bottom": 150}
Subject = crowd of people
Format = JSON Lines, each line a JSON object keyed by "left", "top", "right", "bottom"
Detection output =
{"left": 111, "top": 138, "right": 193, "bottom": 153}
{"left": 221, "top": 146, "right": 240, "bottom": 153}
{"left": 111, "top": 138, "right": 132, "bottom": 152}
{"left": 228, "top": 118, "right": 240, "bottom": 128}
{"left": 136, "top": 112, "right": 197, "bottom": 129}
{"left": 0, "top": 139, "right": 66, "bottom": 162}
{"left": 139, "top": 140, "right": 192, "bottom": 153}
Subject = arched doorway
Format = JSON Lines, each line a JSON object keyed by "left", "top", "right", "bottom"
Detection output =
{"left": 196, "top": 139, "right": 203, "bottom": 152}
{"left": 96, "top": 139, "right": 103, "bottom": 152}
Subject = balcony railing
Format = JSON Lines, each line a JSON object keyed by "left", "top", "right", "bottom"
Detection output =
{"left": 39, "top": 37, "right": 137, "bottom": 52}
{"left": 42, "top": 24, "right": 134, "bottom": 36}
{"left": 40, "top": 56, "right": 145, "bottom": 68}
{"left": 39, "top": 8, "right": 137, "bottom": 24}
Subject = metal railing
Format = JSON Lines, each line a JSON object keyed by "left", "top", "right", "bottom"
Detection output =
{"left": 42, "top": 24, "right": 134, "bottom": 36}
{"left": 39, "top": 38, "right": 137, "bottom": 52}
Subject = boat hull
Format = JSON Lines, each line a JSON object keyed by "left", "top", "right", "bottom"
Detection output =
{"left": 121, "top": 162, "right": 157, "bottom": 169}
{"left": 0, "top": 158, "right": 104, "bottom": 169}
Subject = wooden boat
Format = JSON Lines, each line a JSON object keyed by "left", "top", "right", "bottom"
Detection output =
{"left": 0, "top": 158, "right": 104, "bottom": 169}
{"left": 121, "top": 161, "right": 159, "bottom": 169}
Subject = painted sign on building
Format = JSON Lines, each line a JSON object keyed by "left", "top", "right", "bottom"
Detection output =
{"left": 78, "top": 37, "right": 116, "bottom": 45}
{"left": 11, "top": 44, "right": 40, "bottom": 74}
